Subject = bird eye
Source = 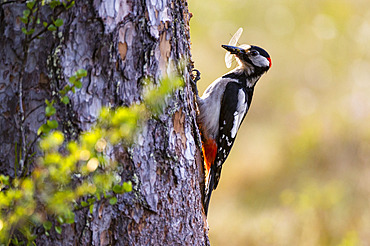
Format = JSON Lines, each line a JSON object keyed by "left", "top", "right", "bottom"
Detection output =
{"left": 250, "top": 50, "right": 259, "bottom": 56}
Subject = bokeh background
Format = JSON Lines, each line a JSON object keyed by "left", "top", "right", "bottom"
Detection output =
{"left": 188, "top": 0, "right": 370, "bottom": 245}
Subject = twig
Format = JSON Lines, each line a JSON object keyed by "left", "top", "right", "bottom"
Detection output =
{"left": 24, "top": 103, "right": 44, "bottom": 121}
{"left": 21, "top": 133, "right": 42, "bottom": 177}
{"left": 28, "top": 7, "right": 65, "bottom": 43}
{"left": 17, "top": 2, "right": 70, "bottom": 175}
{"left": 17, "top": 12, "right": 31, "bottom": 176}
{"left": 0, "top": 0, "right": 26, "bottom": 7}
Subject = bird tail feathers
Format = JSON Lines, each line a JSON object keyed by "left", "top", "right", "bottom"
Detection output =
{"left": 204, "top": 165, "right": 216, "bottom": 216}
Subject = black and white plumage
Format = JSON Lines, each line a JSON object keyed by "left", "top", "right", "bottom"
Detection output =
{"left": 197, "top": 44, "right": 271, "bottom": 215}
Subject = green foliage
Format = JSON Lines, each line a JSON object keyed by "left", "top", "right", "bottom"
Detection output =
{"left": 109, "top": 197, "right": 118, "bottom": 205}
{"left": 54, "top": 18, "right": 64, "bottom": 27}
{"left": 112, "top": 181, "right": 132, "bottom": 194}
{"left": 38, "top": 69, "right": 87, "bottom": 136}
{"left": 19, "top": 0, "right": 75, "bottom": 42}
{"left": 47, "top": 24, "right": 57, "bottom": 32}
{"left": 0, "top": 70, "right": 184, "bottom": 243}
{"left": 143, "top": 76, "right": 184, "bottom": 116}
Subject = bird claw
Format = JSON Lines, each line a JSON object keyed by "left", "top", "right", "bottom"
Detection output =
{"left": 191, "top": 69, "right": 201, "bottom": 83}
{"left": 190, "top": 68, "right": 201, "bottom": 96}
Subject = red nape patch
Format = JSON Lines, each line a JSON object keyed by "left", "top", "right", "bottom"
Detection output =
{"left": 267, "top": 57, "right": 272, "bottom": 68}
{"left": 202, "top": 139, "right": 217, "bottom": 175}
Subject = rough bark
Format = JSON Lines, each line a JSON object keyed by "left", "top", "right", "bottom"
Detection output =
{"left": 0, "top": 0, "right": 209, "bottom": 245}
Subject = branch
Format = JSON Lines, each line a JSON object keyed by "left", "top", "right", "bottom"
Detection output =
{"left": 28, "top": 7, "right": 66, "bottom": 43}
{"left": 0, "top": 0, "right": 26, "bottom": 7}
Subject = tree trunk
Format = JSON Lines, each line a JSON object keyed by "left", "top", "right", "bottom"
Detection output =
{"left": 0, "top": 0, "right": 209, "bottom": 245}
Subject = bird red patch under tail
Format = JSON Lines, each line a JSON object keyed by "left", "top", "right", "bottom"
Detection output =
{"left": 202, "top": 138, "right": 217, "bottom": 175}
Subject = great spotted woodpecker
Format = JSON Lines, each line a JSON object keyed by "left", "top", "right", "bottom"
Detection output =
{"left": 197, "top": 44, "right": 271, "bottom": 215}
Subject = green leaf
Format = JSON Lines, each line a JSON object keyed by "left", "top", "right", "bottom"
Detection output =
{"left": 45, "top": 105, "right": 56, "bottom": 117}
{"left": 27, "top": 1, "right": 35, "bottom": 9}
{"left": 89, "top": 204, "right": 94, "bottom": 214}
{"left": 112, "top": 184, "right": 123, "bottom": 194}
{"left": 76, "top": 69, "right": 87, "bottom": 78}
{"left": 11, "top": 237, "right": 19, "bottom": 245}
{"left": 55, "top": 226, "right": 62, "bottom": 234}
{"left": 20, "top": 17, "right": 28, "bottom": 24}
{"left": 109, "top": 197, "right": 117, "bottom": 205}
{"left": 47, "top": 120, "right": 58, "bottom": 129}
{"left": 66, "top": 1, "right": 75, "bottom": 9}
{"left": 43, "top": 22, "right": 48, "bottom": 27}
{"left": 28, "top": 234, "right": 37, "bottom": 242}
{"left": 74, "top": 80, "right": 82, "bottom": 89}
{"left": 54, "top": 18, "right": 64, "bottom": 27}
{"left": 87, "top": 198, "right": 96, "bottom": 204}
{"left": 61, "top": 96, "right": 70, "bottom": 105}
{"left": 27, "top": 28, "right": 35, "bottom": 35}
{"left": 59, "top": 88, "right": 66, "bottom": 96}
{"left": 65, "top": 213, "right": 75, "bottom": 224}
{"left": 81, "top": 201, "right": 88, "bottom": 207}
{"left": 57, "top": 215, "right": 64, "bottom": 224}
{"left": 60, "top": 85, "right": 71, "bottom": 96}
{"left": 22, "top": 27, "right": 28, "bottom": 34}
{"left": 0, "top": 174, "right": 10, "bottom": 186}
{"left": 49, "top": 1, "right": 61, "bottom": 9}
{"left": 38, "top": 123, "right": 51, "bottom": 135}
{"left": 43, "top": 221, "right": 52, "bottom": 231}
{"left": 69, "top": 76, "right": 76, "bottom": 84}
{"left": 23, "top": 9, "right": 31, "bottom": 18}
{"left": 48, "top": 24, "right": 57, "bottom": 31}
{"left": 123, "top": 181, "right": 132, "bottom": 192}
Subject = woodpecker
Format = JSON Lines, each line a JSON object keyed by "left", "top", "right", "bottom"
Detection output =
{"left": 197, "top": 44, "right": 271, "bottom": 215}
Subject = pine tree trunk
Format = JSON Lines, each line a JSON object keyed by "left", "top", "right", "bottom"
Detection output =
{"left": 0, "top": 0, "right": 209, "bottom": 244}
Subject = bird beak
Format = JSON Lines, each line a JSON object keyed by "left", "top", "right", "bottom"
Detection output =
{"left": 221, "top": 45, "right": 245, "bottom": 55}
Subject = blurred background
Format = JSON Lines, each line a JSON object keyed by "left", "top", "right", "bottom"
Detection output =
{"left": 188, "top": 0, "right": 370, "bottom": 245}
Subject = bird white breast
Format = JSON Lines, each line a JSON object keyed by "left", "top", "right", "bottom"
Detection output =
{"left": 197, "top": 77, "right": 237, "bottom": 140}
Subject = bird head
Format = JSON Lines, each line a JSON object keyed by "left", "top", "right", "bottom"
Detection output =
{"left": 222, "top": 44, "right": 271, "bottom": 74}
